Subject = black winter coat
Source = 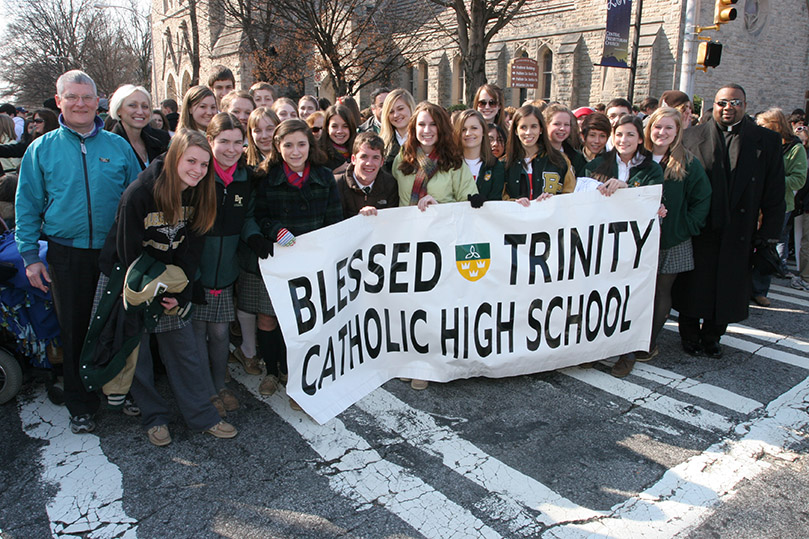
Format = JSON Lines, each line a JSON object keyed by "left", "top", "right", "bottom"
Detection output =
{"left": 673, "top": 116, "right": 786, "bottom": 324}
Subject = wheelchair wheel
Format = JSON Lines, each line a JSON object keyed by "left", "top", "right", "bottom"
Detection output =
{"left": 0, "top": 347, "right": 23, "bottom": 404}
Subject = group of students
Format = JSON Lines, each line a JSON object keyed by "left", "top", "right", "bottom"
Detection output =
{"left": 9, "top": 63, "right": 742, "bottom": 446}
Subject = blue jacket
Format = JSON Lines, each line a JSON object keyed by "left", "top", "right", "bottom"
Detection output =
{"left": 15, "top": 116, "right": 140, "bottom": 266}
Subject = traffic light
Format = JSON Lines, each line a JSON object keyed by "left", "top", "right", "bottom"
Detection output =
{"left": 714, "top": 0, "right": 738, "bottom": 26}
{"left": 696, "top": 41, "right": 723, "bottom": 71}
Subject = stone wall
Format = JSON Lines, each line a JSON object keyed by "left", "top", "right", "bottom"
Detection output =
{"left": 150, "top": 0, "right": 809, "bottom": 114}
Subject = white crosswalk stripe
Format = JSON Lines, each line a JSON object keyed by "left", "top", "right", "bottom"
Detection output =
{"left": 561, "top": 367, "right": 734, "bottom": 432}
{"left": 17, "top": 392, "right": 137, "bottom": 538}
{"left": 354, "top": 389, "right": 604, "bottom": 530}
{"left": 231, "top": 369, "right": 504, "bottom": 539}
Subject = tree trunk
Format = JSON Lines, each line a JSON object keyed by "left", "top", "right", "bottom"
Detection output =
{"left": 188, "top": 0, "right": 200, "bottom": 86}
{"left": 463, "top": 0, "right": 489, "bottom": 106}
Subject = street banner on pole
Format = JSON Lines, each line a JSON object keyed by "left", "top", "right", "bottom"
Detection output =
{"left": 599, "top": 0, "right": 633, "bottom": 68}
{"left": 260, "top": 186, "right": 662, "bottom": 424}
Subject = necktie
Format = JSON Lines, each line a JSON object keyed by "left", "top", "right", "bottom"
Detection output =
{"left": 362, "top": 186, "right": 371, "bottom": 195}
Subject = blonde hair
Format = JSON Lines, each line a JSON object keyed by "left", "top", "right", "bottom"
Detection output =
{"left": 379, "top": 89, "right": 416, "bottom": 156}
{"left": 643, "top": 107, "right": 690, "bottom": 181}
{"left": 756, "top": 108, "right": 795, "bottom": 143}
{"left": 109, "top": 84, "right": 151, "bottom": 121}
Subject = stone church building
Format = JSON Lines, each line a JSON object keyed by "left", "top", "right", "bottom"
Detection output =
{"left": 150, "top": 0, "right": 809, "bottom": 113}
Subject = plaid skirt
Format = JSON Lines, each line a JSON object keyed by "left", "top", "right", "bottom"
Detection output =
{"left": 92, "top": 273, "right": 189, "bottom": 334}
{"left": 192, "top": 284, "right": 235, "bottom": 323}
{"left": 237, "top": 271, "right": 275, "bottom": 316}
{"left": 659, "top": 238, "right": 694, "bottom": 274}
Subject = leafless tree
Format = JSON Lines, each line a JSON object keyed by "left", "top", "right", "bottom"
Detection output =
{"left": 426, "top": 0, "right": 529, "bottom": 105}
{"left": 0, "top": 0, "right": 151, "bottom": 104}
{"left": 219, "top": 0, "right": 427, "bottom": 96}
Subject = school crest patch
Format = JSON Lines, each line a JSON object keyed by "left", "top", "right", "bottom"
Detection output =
{"left": 455, "top": 243, "right": 491, "bottom": 282}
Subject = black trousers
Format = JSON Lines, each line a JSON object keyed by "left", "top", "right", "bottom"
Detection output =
{"left": 46, "top": 242, "right": 101, "bottom": 417}
{"left": 677, "top": 314, "right": 728, "bottom": 346}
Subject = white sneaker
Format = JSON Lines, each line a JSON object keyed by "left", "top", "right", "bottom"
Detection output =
{"left": 790, "top": 276, "right": 809, "bottom": 290}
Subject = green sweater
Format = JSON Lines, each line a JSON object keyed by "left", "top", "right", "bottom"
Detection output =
{"left": 467, "top": 159, "right": 506, "bottom": 201}
{"left": 658, "top": 157, "right": 712, "bottom": 250}
{"left": 784, "top": 141, "right": 808, "bottom": 212}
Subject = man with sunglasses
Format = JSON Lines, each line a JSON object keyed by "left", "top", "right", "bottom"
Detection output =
{"left": 673, "top": 84, "right": 785, "bottom": 359}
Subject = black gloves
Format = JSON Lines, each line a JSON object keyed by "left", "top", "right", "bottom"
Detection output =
{"left": 468, "top": 193, "right": 485, "bottom": 208}
{"left": 248, "top": 234, "right": 273, "bottom": 259}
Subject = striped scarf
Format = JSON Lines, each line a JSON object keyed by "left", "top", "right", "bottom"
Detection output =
{"left": 409, "top": 148, "right": 439, "bottom": 206}
{"left": 283, "top": 162, "right": 310, "bottom": 189}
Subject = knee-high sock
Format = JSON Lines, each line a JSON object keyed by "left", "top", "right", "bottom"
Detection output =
{"left": 236, "top": 309, "right": 257, "bottom": 357}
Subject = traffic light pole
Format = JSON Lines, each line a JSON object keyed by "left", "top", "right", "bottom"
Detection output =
{"left": 627, "top": 0, "right": 644, "bottom": 103}
{"left": 679, "top": 0, "right": 700, "bottom": 97}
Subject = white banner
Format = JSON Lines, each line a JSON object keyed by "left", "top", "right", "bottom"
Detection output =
{"left": 260, "top": 186, "right": 662, "bottom": 424}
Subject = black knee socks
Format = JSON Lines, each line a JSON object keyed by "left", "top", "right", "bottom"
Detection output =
{"left": 257, "top": 328, "right": 287, "bottom": 377}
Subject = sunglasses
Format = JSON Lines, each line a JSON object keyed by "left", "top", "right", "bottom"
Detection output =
{"left": 477, "top": 99, "right": 498, "bottom": 108}
{"left": 311, "top": 126, "right": 322, "bottom": 133}
{"left": 32, "top": 118, "right": 45, "bottom": 124}
{"left": 715, "top": 99, "right": 743, "bottom": 108}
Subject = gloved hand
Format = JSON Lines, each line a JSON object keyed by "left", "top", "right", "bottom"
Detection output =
{"left": 277, "top": 227, "right": 296, "bottom": 247}
{"left": 247, "top": 234, "right": 273, "bottom": 259}
{"left": 468, "top": 193, "right": 485, "bottom": 208}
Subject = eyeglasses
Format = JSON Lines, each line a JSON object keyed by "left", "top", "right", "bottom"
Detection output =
{"left": 32, "top": 118, "right": 45, "bottom": 124}
{"left": 61, "top": 94, "right": 97, "bottom": 104}
{"left": 715, "top": 99, "right": 743, "bottom": 108}
{"left": 311, "top": 126, "right": 322, "bottom": 133}
{"left": 477, "top": 99, "right": 497, "bottom": 108}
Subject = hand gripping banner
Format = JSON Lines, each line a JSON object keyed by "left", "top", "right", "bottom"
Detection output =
{"left": 260, "top": 186, "right": 662, "bottom": 423}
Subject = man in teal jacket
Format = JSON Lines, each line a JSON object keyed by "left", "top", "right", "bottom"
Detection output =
{"left": 15, "top": 70, "right": 140, "bottom": 433}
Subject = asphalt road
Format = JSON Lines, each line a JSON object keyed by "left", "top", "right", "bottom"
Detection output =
{"left": 1, "top": 279, "right": 808, "bottom": 538}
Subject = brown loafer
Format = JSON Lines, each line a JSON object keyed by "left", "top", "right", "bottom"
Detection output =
{"left": 611, "top": 355, "right": 635, "bottom": 378}
{"left": 147, "top": 425, "right": 171, "bottom": 446}
{"left": 634, "top": 346, "right": 659, "bottom": 362}
{"left": 219, "top": 388, "right": 239, "bottom": 411}
{"left": 752, "top": 295, "right": 771, "bottom": 307}
{"left": 259, "top": 375, "right": 279, "bottom": 396}
{"left": 410, "top": 379, "right": 429, "bottom": 390}
{"left": 205, "top": 420, "right": 237, "bottom": 439}
{"left": 230, "top": 348, "right": 262, "bottom": 375}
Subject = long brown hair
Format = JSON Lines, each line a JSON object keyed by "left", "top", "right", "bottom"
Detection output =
{"left": 153, "top": 129, "right": 217, "bottom": 234}
{"left": 319, "top": 104, "right": 358, "bottom": 162}
{"left": 245, "top": 107, "right": 280, "bottom": 166}
{"left": 33, "top": 108, "right": 59, "bottom": 137}
{"left": 644, "top": 107, "right": 690, "bottom": 181}
{"left": 453, "top": 109, "right": 496, "bottom": 168}
{"left": 505, "top": 105, "right": 564, "bottom": 169}
{"left": 399, "top": 101, "right": 462, "bottom": 175}
{"left": 178, "top": 85, "right": 216, "bottom": 132}
{"left": 259, "top": 119, "right": 326, "bottom": 173}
